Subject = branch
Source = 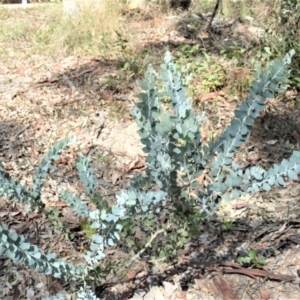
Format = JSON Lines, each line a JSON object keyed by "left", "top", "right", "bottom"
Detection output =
{"left": 207, "top": 0, "right": 222, "bottom": 32}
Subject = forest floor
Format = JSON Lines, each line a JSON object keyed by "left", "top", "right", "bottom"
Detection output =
{"left": 0, "top": 2, "right": 300, "bottom": 299}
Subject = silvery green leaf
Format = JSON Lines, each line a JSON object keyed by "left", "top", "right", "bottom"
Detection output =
{"left": 113, "top": 231, "right": 120, "bottom": 240}
{"left": 231, "top": 189, "right": 241, "bottom": 199}
{"left": 92, "top": 235, "right": 103, "bottom": 244}
{"left": 287, "top": 170, "right": 298, "bottom": 180}
{"left": 276, "top": 176, "right": 285, "bottom": 186}
{"left": 173, "top": 147, "right": 181, "bottom": 154}
{"left": 253, "top": 172, "right": 263, "bottom": 180}
{"left": 262, "top": 183, "right": 271, "bottom": 191}
{"left": 213, "top": 182, "right": 227, "bottom": 193}
{"left": 112, "top": 206, "right": 123, "bottom": 216}
{"left": 107, "top": 238, "right": 114, "bottom": 246}
{"left": 116, "top": 224, "right": 123, "bottom": 231}
{"left": 164, "top": 51, "right": 172, "bottom": 63}
{"left": 140, "top": 81, "right": 149, "bottom": 91}
{"left": 251, "top": 184, "right": 260, "bottom": 193}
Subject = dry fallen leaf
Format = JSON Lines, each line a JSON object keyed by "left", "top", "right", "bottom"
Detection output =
{"left": 266, "top": 139, "right": 278, "bottom": 145}
{"left": 110, "top": 170, "right": 121, "bottom": 185}
{"left": 50, "top": 278, "right": 64, "bottom": 295}
{"left": 292, "top": 130, "right": 300, "bottom": 141}
{"left": 211, "top": 273, "right": 239, "bottom": 300}
{"left": 11, "top": 286, "right": 21, "bottom": 300}
{"left": 199, "top": 232, "right": 209, "bottom": 244}
{"left": 197, "top": 172, "right": 206, "bottom": 185}
{"left": 223, "top": 267, "right": 296, "bottom": 281}
{"left": 259, "top": 288, "right": 270, "bottom": 300}
{"left": 230, "top": 200, "right": 250, "bottom": 209}
{"left": 60, "top": 208, "right": 80, "bottom": 225}
{"left": 1, "top": 211, "right": 21, "bottom": 218}
{"left": 50, "top": 201, "right": 68, "bottom": 208}
{"left": 201, "top": 91, "right": 226, "bottom": 102}
{"left": 278, "top": 222, "right": 287, "bottom": 233}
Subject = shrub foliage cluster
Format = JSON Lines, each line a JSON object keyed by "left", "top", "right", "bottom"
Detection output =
{"left": 0, "top": 50, "right": 299, "bottom": 299}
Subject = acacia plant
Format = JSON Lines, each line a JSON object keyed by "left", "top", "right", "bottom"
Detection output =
{"left": 0, "top": 49, "right": 299, "bottom": 299}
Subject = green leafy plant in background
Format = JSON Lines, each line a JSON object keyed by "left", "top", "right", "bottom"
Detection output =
{"left": 281, "top": 0, "right": 300, "bottom": 88}
{"left": 0, "top": 49, "right": 299, "bottom": 299}
{"left": 46, "top": 207, "right": 75, "bottom": 241}
{"left": 237, "top": 249, "right": 267, "bottom": 269}
{"left": 220, "top": 45, "right": 247, "bottom": 61}
{"left": 177, "top": 48, "right": 226, "bottom": 93}
{"left": 222, "top": 218, "right": 234, "bottom": 230}
{"left": 267, "top": 0, "right": 300, "bottom": 88}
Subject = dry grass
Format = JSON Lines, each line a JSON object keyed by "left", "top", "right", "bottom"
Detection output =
{"left": 0, "top": 1, "right": 122, "bottom": 58}
{"left": 193, "top": 0, "right": 277, "bottom": 27}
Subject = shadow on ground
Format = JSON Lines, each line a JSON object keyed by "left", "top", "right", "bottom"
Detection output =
{"left": 93, "top": 212, "right": 300, "bottom": 299}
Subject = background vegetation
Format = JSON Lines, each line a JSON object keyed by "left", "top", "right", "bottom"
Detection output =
{"left": 0, "top": 0, "right": 299, "bottom": 299}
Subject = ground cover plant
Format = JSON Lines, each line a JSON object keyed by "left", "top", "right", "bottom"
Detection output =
{"left": 0, "top": 1, "right": 300, "bottom": 299}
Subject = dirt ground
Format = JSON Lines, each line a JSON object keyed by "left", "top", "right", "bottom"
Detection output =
{"left": 0, "top": 3, "right": 300, "bottom": 300}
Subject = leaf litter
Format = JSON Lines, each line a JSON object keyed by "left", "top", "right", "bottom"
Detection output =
{"left": 0, "top": 3, "right": 300, "bottom": 300}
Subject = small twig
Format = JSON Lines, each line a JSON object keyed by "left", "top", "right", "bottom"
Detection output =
{"left": 13, "top": 124, "right": 30, "bottom": 139}
{"left": 207, "top": 0, "right": 222, "bottom": 32}
{"left": 71, "top": 66, "right": 98, "bottom": 79}
{"left": 102, "top": 192, "right": 116, "bottom": 197}
{"left": 111, "top": 227, "right": 166, "bottom": 280}
{"left": 96, "top": 111, "right": 106, "bottom": 138}
{"left": 53, "top": 99, "right": 79, "bottom": 107}
{"left": 63, "top": 74, "right": 76, "bottom": 94}
{"left": 195, "top": 12, "right": 208, "bottom": 22}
